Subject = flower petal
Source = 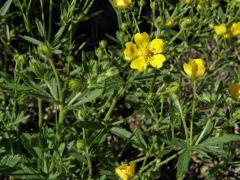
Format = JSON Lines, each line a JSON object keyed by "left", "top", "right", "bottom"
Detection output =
{"left": 134, "top": 32, "right": 149, "bottom": 49}
{"left": 194, "top": 58, "right": 205, "bottom": 77}
{"left": 229, "top": 83, "right": 240, "bottom": 100}
{"left": 130, "top": 56, "right": 147, "bottom": 71}
{"left": 149, "top": 54, "right": 166, "bottom": 69}
{"left": 149, "top": 38, "right": 165, "bottom": 54}
{"left": 123, "top": 42, "right": 139, "bottom": 61}
{"left": 183, "top": 63, "right": 193, "bottom": 77}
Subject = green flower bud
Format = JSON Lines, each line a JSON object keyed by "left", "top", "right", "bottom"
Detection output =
{"left": 37, "top": 43, "right": 51, "bottom": 57}
{"left": 96, "top": 48, "right": 104, "bottom": 58}
{"left": 180, "top": 17, "right": 192, "bottom": 29}
{"left": 66, "top": 55, "right": 73, "bottom": 63}
{"left": 120, "top": 23, "right": 128, "bottom": 31}
{"left": 99, "top": 40, "right": 107, "bottom": 49}
{"left": 150, "top": 1, "right": 156, "bottom": 10}
{"left": 139, "top": 0, "right": 146, "bottom": 7}
{"left": 14, "top": 54, "right": 25, "bottom": 63}
{"left": 68, "top": 79, "right": 81, "bottom": 91}
{"left": 76, "top": 139, "right": 86, "bottom": 150}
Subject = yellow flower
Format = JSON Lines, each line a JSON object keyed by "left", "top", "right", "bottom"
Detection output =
{"left": 229, "top": 83, "right": 240, "bottom": 101}
{"left": 214, "top": 24, "right": 227, "bottom": 36}
{"left": 165, "top": 19, "right": 174, "bottom": 29}
{"left": 123, "top": 32, "right": 166, "bottom": 71}
{"left": 183, "top": 59, "right": 206, "bottom": 78}
{"left": 230, "top": 22, "right": 240, "bottom": 37}
{"left": 115, "top": 162, "right": 136, "bottom": 180}
{"left": 223, "top": 31, "right": 232, "bottom": 39}
{"left": 112, "top": 0, "right": 132, "bottom": 8}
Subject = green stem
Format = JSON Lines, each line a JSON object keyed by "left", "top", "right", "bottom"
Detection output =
{"left": 171, "top": 93, "right": 189, "bottom": 144}
{"left": 83, "top": 128, "right": 92, "bottom": 179}
{"left": 48, "top": 0, "right": 53, "bottom": 41}
{"left": 190, "top": 80, "right": 197, "bottom": 146}
{"left": 169, "top": 29, "right": 184, "bottom": 44}
{"left": 103, "top": 72, "right": 139, "bottom": 123}
{"left": 38, "top": 98, "right": 43, "bottom": 129}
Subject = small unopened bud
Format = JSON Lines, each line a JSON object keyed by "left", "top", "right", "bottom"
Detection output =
{"left": 180, "top": 17, "right": 192, "bottom": 29}
{"left": 37, "top": 43, "right": 51, "bottom": 57}
{"left": 99, "top": 40, "right": 107, "bottom": 49}
{"left": 66, "top": 55, "right": 73, "bottom": 63}
{"left": 68, "top": 79, "right": 81, "bottom": 91}
{"left": 14, "top": 54, "right": 25, "bottom": 63}
{"left": 76, "top": 139, "right": 86, "bottom": 150}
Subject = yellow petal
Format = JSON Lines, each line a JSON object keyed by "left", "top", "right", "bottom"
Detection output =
{"left": 134, "top": 32, "right": 149, "bottom": 49}
{"left": 230, "top": 22, "right": 240, "bottom": 37}
{"left": 183, "top": 59, "right": 205, "bottom": 78}
{"left": 149, "top": 54, "right": 166, "bottom": 69}
{"left": 194, "top": 58, "right": 205, "bottom": 77}
{"left": 229, "top": 83, "right": 240, "bottom": 101}
{"left": 115, "top": 163, "right": 136, "bottom": 180}
{"left": 183, "top": 63, "right": 193, "bottom": 77}
{"left": 149, "top": 38, "right": 165, "bottom": 54}
{"left": 123, "top": 42, "right": 139, "bottom": 61}
{"left": 126, "top": 162, "right": 136, "bottom": 177}
{"left": 214, "top": 24, "right": 227, "bottom": 36}
{"left": 112, "top": 0, "right": 132, "bottom": 7}
{"left": 130, "top": 56, "right": 147, "bottom": 71}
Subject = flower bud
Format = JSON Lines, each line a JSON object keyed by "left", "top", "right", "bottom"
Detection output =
{"left": 14, "top": 53, "right": 25, "bottom": 63}
{"left": 99, "top": 40, "right": 107, "bottom": 49}
{"left": 76, "top": 139, "right": 86, "bottom": 150}
{"left": 37, "top": 43, "right": 51, "bottom": 57}
{"left": 180, "top": 17, "right": 192, "bottom": 29}
{"left": 68, "top": 79, "right": 81, "bottom": 91}
{"left": 66, "top": 55, "right": 73, "bottom": 63}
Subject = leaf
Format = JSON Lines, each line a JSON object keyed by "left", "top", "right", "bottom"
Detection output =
{"left": 35, "top": 19, "right": 46, "bottom": 38}
{"left": 160, "top": 138, "right": 187, "bottom": 149}
{"left": 0, "top": 0, "right": 12, "bottom": 16}
{"left": 110, "top": 127, "right": 147, "bottom": 150}
{"left": 0, "top": 155, "right": 21, "bottom": 167}
{"left": 201, "top": 134, "right": 240, "bottom": 146}
{"left": 110, "top": 127, "right": 132, "bottom": 139}
{"left": 176, "top": 150, "right": 191, "bottom": 178}
{"left": 68, "top": 88, "right": 103, "bottom": 108}
{"left": 79, "top": 121, "right": 104, "bottom": 129}
{"left": 20, "top": 35, "right": 42, "bottom": 45}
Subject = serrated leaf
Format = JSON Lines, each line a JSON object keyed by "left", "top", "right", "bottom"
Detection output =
{"left": 0, "top": 155, "right": 21, "bottom": 167}
{"left": 20, "top": 35, "right": 42, "bottom": 45}
{"left": 176, "top": 150, "right": 190, "bottom": 178}
{"left": 201, "top": 134, "right": 240, "bottom": 146}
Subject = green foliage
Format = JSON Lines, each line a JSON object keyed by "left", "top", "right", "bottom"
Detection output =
{"left": 0, "top": 0, "right": 240, "bottom": 179}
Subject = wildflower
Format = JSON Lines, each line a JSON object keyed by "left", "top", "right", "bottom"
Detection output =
{"left": 230, "top": 22, "right": 240, "bottom": 37}
{"left": 123, "top": 32, "right": 166, "bottom": 71}
{"left": 165, "top": 19, "right": 174, "bottom": 28}
{"left": 115, "top": 162, "right": 136, "bottom": 180}
{"left": 229, "top": 83, "right": 240, "bottom": 101}
{"left": 112, "top": 0, "right": 132, "bottom": 8}
{"left": 214, "top": 24, "right": 227, "bottom": 36}
{"left": 183, "top": 59, "right": 205, "bottom": 78}
{"left": 223, "top": 31, "right": 232, "bottom": 39}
